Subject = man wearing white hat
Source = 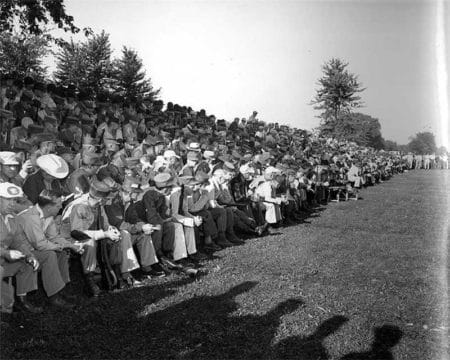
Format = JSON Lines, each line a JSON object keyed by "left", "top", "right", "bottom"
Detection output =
{"left": 0, "top": 151, "right": 33, "bottom": 187}
{"left": 22, "top": 154, "right": 69, "bottom": 204}
{"left": 0, "top": 182, "right": 42, "bottom": 314}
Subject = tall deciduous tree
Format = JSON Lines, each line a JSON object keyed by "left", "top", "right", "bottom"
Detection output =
{"left": 0, "top": 31, "right": 50, "bottom": 80}
{"left": 112, "top": 46, "right": 159, "bottom": 102}
{"left": 321, "top": 112, "right": 385, "bottom": 149}
{"left": 408, "top": 132, "right": 437, "bottom": 154}
{"left": 312, "top": 58, "right": 365, "bottom": 126}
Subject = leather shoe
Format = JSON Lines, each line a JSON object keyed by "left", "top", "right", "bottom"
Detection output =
{"left": 49, "top": 295, "right": 75, "bottom": 310}
{"left": 203, "top": 242, "right": 222, "bottom": 251}
{"left": 143, "top": 264, "right": 165, "bottom": 278}
{"left": 14, "top": 296, "right": 43, "bottom": 314}
{"left": 85, "top": 273, "right": 101, "bottom": 297}
{"left": 226, "top": 233, "right": 244, "bottom": 245}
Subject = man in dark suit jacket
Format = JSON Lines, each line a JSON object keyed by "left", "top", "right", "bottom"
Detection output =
{"left": 104, "top": 178, "right": 165, "bottom": 282}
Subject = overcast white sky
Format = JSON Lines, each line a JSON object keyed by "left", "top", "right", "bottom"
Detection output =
{"left": 48, "top": 0, "right": 449, "bottom": 148}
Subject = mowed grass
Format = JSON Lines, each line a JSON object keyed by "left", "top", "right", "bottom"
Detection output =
{"left": 2, "top": 170, "right": 449, "bottom": 360}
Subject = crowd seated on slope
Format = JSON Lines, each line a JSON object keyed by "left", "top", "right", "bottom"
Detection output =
{"left": 0, "top": 73, "right": 445, "bottom": 313}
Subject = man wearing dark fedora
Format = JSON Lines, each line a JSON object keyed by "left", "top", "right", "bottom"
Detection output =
{"left": 60, "top": 179, "right": 121, "bottom": 296}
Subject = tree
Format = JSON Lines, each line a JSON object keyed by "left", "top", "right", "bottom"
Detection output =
{"left": 0, "top": 31, "right": 50, "bottom": 80}
{"left": 312, "top": 58, "right": 365, "bottom": 126}
{"left": 408, "top": 132, "right": 437, "bottom": 154}
{"left": 0, "top": 0, "right": 90, "bottom": 40}
{"left": 112, "top": 46, "right": 159, "bottom": 102}
{"left": 437, "top": 146, "right": 448, "bottom": 155}
{"left": 384, "top": 140, "right": 399, "bottom": 152}
{"left": 54, "top": 39, "right": 87, "bottom": 87}
{"left": 54, "top": 31, "right": 114, "bottom": 94}
{"left": 321, "top": 112, "right": 384, "bottom": 149}
{"left": 83, "top": 31, "right": 114, "bottom": 95}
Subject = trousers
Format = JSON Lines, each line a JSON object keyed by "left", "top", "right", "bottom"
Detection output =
{"left": 1, "top": 261, "right": 38, "bottom": 312}
{"left": 120, "top": 230, "right": 158, "bottom": 273}
{"left": 33, "top": 250, "right": 69, "bottom": 297}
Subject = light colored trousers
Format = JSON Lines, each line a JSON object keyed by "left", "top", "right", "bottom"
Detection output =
{"left": 120, "top": 230, "right": 158, "bottom": 273}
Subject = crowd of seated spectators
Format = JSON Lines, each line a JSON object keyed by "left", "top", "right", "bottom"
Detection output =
{"left": 0, "top": 73, "right": 447, "bottom": 314}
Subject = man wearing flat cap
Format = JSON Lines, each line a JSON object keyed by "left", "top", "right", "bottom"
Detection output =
{"left": 0, "top": 183, "right": 42, "bottom": 314}
{"left": 61, "top": 179, "right": 122, "bottom": 296}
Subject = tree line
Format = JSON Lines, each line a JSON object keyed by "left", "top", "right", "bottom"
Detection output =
{"left": 0, "top": 0, "right": 444, "bottom": 154}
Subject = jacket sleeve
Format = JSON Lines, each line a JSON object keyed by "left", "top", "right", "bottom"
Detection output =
{"left": 22, "top": 176, "right": 39, "bottom": 204}
{"left": 18, "top": 214, "right": 61, "bottom": 252}
{"left": 143, "top": 192, "right": 164, "bottom": 224}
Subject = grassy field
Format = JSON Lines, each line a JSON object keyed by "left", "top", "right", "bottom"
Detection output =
{"left": 2, "top": 170, "right": 449, "bottom": 360}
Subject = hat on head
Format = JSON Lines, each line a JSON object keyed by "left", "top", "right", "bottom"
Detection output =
{"left": 36, "top": 154, "right": 69, "bottom": 178}
{"left": 187, "top": 142, "right": 201, "bottom": 152}
{"left": 0, "top": 182, "right": 23, "bottom": 198}
{"left": 31, "top": 132, "right": 57, "bottom": 146}
{"left": 223, "top": 161, "right": 235, "bottom": 173}
{"left": 0, "top": 151, "right": 21, "bottom": 166}
{"left": 89, "top": 179, "right": 111, "bottom": 199}
{"left": 13, "top": 140, "right": 33, "bottom": 152}
{"left": 203, "top": 150, "right": 215, "bottom": 159}
{"left": 163, "top": 150, "right": 180, "bottom": 159}
{"left": 154, "top": 172, "right": 173, "bottom": 188}
{"left": 212, "top": 168, "right": 225, "bottom": 177}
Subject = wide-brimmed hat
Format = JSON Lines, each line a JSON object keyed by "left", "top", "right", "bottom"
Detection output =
{"left": 163, "top": 150, "right": 180, "bottom": 159}
{"left": 89, "top": 179, "right": 111, "bottom": 199}
{"left": 154, "top": 173, "right": 175, "bottom": 188}
{"left": 187, "top": 142, "right": 201, "bottom": 152}
{"left": 37, "top": 154, "right": 69, "bottom": 178}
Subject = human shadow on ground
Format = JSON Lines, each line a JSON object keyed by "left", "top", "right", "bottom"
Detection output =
{"left": 271, "top": 315, "right": 349, "bottom": 359}
{"left": 130, "top": 281, "right": 305, "bottom": 360}
{"left": 2, "top": 272, "right": 208, "bottom": 359}
{"left": 340, "top": 325, "right": 403, "bottom": 360}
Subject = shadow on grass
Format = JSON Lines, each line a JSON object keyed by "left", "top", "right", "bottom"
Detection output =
{"left": 340, "top": 325, "right": 403, "bottom": 360}
{"left": 272, "top": 315, "right": 349, "bottom": 359}
{"left": 3, "top": 281, "right": 305, "bottom": 359}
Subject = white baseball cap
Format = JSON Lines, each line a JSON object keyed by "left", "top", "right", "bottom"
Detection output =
{"left": 36, "top": 154, "right": 69, "bottom": 179}
{"left": 0, "top": 182, "right": 24, "bottom": 198}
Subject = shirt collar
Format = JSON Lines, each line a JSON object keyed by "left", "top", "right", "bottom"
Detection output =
{"left": 36, "top": 204, "right": 45, "bottom": 219}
